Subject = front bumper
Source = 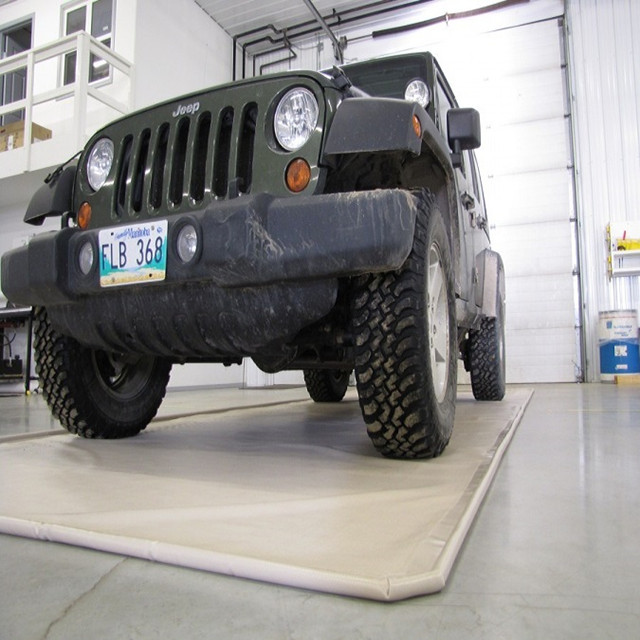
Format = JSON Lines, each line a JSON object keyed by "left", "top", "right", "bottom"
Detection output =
{"left": 1, "top": 189, "right": 417, "bottom": 357}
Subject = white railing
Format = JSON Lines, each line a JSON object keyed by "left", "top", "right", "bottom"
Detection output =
{"left": 0, "top": 32, "right": 132, "bottom": 166}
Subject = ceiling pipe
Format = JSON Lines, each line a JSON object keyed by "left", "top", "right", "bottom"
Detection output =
{"left": 233, "top": 24, "right": 287, "bottom": 80}
{"left": 258, "top": 43, "right": 298, "bottom": 75}
{"left": 302, "top": 0, "right": 344, "bottom": 63}
{"left": 240, "top": 0, "right": 428, "bottom": 50}
{"left": 232, "top": 0, "right": 436, "bottom": 79}
{"left": 372, "top": 0, "right": 530, "bottom": 38}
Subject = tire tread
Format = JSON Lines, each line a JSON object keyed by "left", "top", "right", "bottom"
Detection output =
{"left": 33, "top": 308, "right": 171, "bottom": 438}
{"left": 351, "top": 190, "right": 456, "bottom": 459}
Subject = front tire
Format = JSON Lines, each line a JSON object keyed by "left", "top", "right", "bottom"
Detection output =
{"left": 352, "top": 190, "right": 457, "bottom": 459}
{"left": 34, "top": 308, "right": 172, "bottom": 438}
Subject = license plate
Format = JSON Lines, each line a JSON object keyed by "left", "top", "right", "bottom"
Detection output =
{"left": 99, "top": 221, "right": 168, "bottom": 287}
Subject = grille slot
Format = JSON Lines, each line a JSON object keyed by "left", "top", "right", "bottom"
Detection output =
{"left": 237, "top": 103, "right": 257, "bottom": 194}
{"left": 190, "top": 111, "right": 212, "bottom": 203}
{"left": 169, "top": 117, "right": 190, "bottom": 206}
{"left": 213, "top": 107, "right": 234, "bottom": 198}
{"left": 132, "top": 129, "right": 150, "bottom": 213}
{"left": 115, "top": 135, "right": 133, "bottom": 219}
{"left": 149, "top": 123, "right": 170, "bottom": 210}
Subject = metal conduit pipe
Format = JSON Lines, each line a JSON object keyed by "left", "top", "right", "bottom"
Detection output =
{"left": 371, "top": 0, "right": 530, "bottom": 38}
{"left": 302, "top": 0, "right": 344, "bottom": 63}
{"left": 259, "top": 41, "right": 298, "bottom": 75}
{"left": 232, "top": 0, "right": 435, "bottom": 79}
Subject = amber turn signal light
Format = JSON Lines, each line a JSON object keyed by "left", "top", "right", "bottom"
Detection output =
{"left": 285, "top": 158, "right": 311, "bottom": 193}
{"left": 77, "top": 202, "right": 92, "bottom": 229}
{"left": 412, "top": 114, "right": 422, "bottom": 138}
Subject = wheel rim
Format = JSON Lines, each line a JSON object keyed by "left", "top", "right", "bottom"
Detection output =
{"left": 427, "top": 242, "right": 450, "bottom": 403}
{"left": 92, "top": 351, "right": 155, "bottom": 400}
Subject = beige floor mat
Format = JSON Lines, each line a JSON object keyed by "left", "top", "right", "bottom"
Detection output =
{"left": 0, "top": 387, "right": 532, "bottom": 601}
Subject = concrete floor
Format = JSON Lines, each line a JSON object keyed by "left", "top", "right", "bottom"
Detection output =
{"left": 1, "top": 382, "right": 639, "bottom": 639}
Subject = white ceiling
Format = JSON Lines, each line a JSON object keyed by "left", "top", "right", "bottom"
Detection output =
{"left": 195, "top": 0, "right": 433, "bottom": 47}
{"left": 196, "top": 0, "right": 360, "bottom": 37}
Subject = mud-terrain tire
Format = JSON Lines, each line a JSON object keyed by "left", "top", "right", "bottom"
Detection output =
{"left": 468, "top": 302, "right": 506, "bottom": 401}
{"left": 352, "top": 190, "right": 457, "bottom": 459}
{"left": 304, "top": 369, "right": 351, "bottom": 402}
{"left": 33, "top": 307, "right": 172, "bottom": 438}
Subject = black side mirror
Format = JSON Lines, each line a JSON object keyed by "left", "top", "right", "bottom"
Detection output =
{"left": 447, "top": 108, "right": 481, "bottom": 168}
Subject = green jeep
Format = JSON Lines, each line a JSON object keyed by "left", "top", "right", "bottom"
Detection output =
{"left": 1, "top": 52, "right": 505, "bottom": 459}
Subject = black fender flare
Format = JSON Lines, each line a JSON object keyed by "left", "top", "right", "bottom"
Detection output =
{"left": 24, "top": 165, "right": 76, "bottom": 226}
{"left": 474, "top": 249, "right": 506, "bottom": 318}
{"left": 323, "top": 97, "right": 427, "bottom": 157}
{"left": 322, "top": 96, "right": 461, "bottom": 280}
{"left": 323, "top": 97, "right": 455, "bottom": 170}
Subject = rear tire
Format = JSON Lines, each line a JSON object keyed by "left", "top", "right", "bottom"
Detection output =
{"left": 468, "top": 302, "right": 506, "bottom": 401}
{"left": 304, "top": 369, "right": 351, "bottom": 402}
{"left": 34, "top": 307, "right": 172, "bottom": 438}
{"left": 352, "top": 190, "right": 457, "bottom": 459}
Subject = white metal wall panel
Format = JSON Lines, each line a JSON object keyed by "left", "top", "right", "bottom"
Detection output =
{"left": 488, "top": 117, "right": 568, "bottom": 175}
{"left": 567, "top": 0, "right": 640, "bottom": 381}
{"left": 488, "top": 170, "right": 571, "bottom": 227}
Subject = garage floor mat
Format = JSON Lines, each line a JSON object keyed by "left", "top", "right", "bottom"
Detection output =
{"left": 0, "top": 387, "right": 532, "bottom": 601}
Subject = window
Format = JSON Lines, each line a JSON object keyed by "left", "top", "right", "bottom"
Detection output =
{"left": 62, "top": 0, "right": 114, "bottom": 85}
{"left": 0, "top": 19, "right": 32, "bottom": 125}
{"left": 468, "top": 151, "right": 487, "bottom": 218}
{"left": 436, "top": 74, "right": 472, "bottom": 179}
{"left": 435, "top": 77, "right": 452, "bottom": 141}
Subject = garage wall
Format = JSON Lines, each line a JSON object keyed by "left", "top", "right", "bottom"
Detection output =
{"left": 0, "top": 0, "right": 238, "bottom": 391}
{"left": 4, "top": 1, "right": 637, "bottom": 389}
{"left": 566, "top": 0, "right": 640, "bottom": 381}
{"left": 133, "top": 0, "right": 233, "bottom": 109}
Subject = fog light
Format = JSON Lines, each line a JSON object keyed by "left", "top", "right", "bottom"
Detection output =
{"left": 78, "top": 241, "right": 95, "bottom": 275}
{"left": 177, "top": 224, "right": 198, "bottom": 263}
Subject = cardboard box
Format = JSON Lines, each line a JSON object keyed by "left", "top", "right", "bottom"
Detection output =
{"left": 0, "top": 120, "right": 52, "bottom": 152}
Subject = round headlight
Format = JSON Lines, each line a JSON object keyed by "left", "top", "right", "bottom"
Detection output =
{"left": 274, "top": 87, "right": 319, "bottom": 151}
{"left": 176, "top": 224, "right": 198, "bottom": 263}
{"left": 86, "top": 138, "right": 114, "bottom": 191}
{"left": 404, "top": 80, "right": 430, "bottom": 108}
{"left": 78, "top": 241, "right": 95, "bottom": 275}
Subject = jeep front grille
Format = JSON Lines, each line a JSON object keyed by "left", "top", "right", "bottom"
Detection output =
{"left": 111, "top": 103, "right": 258, "bottom": 220}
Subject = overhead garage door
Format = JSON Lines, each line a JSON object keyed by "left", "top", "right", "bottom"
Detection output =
{"left": 254, "top": 8, "right": 579, "bottom": 385}
{"left": 411, "top": 18, "right": 579, "bottom": 383}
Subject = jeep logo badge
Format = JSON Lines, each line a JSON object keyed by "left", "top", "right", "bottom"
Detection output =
{"left": 172, "top": 101, "right": 200, "bottom": 118}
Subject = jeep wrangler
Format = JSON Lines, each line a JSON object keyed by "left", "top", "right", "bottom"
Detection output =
{"left": 1, "top": 52, "right": 505, "bottom": 459}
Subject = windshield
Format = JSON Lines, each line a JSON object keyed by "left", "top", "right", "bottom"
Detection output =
{"left": 339, "top": 55, "right": 429, "bottom": 99}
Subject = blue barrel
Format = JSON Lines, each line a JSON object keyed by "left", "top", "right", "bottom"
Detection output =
{"left": 599, "top": 310, "right": 640, "bottom": 381}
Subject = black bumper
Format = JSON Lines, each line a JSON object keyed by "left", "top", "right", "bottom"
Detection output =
{"left": 1, "top": 189, "right": 417, "bottom": 356}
